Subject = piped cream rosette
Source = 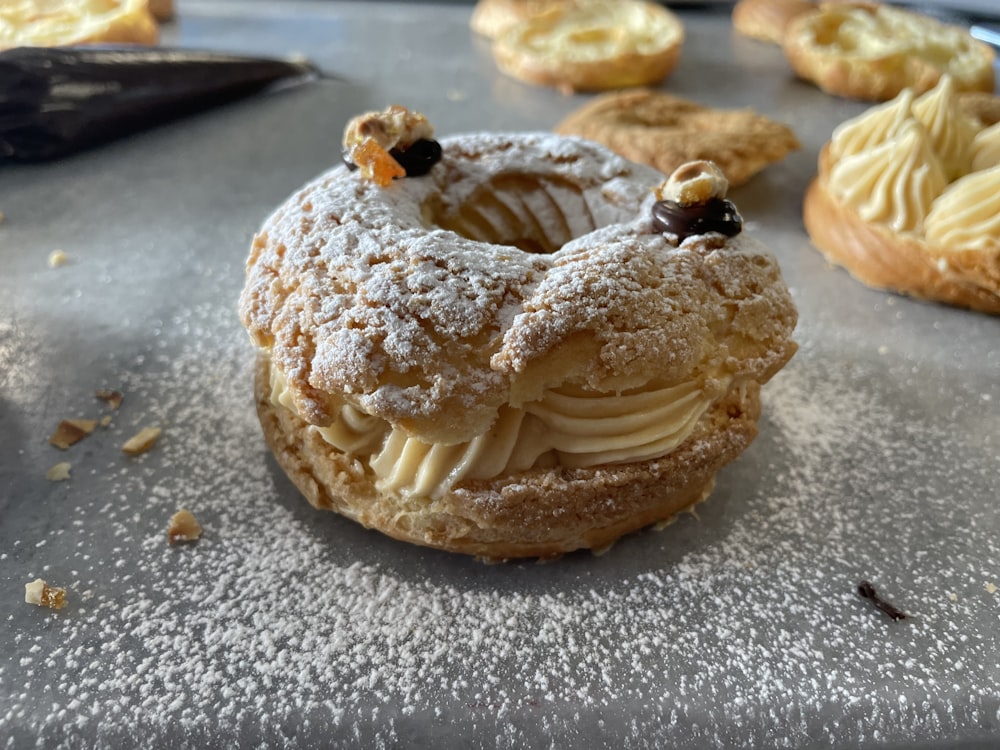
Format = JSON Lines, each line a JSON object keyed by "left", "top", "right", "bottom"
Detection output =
{"left": 804, "top": 75, "right": 1000, "bottom": 313}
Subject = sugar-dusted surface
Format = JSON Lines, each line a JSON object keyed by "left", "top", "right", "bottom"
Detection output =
{"left": 238, "top": 133, "right": 663, "bottom": 438}
{"left": 241, "top": 129, "right": 795, "bottom": 448}
{"left": 1, "top": 3, "right": 999, "bottom": 748}
{"left": 3, "top": 291, "right": 999, "bottom": 749}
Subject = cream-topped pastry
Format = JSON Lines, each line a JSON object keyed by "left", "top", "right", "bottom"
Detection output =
{"left": 240, "top": 106, "right": 798, "bottom": 560}
{"left": 803, "top": 76, "right": 1000, "bottom": 313}
{"left": 782, "top": 2, "right": 995, "bottom": 102}
{"left": 490, "top": 0, "right": 684, "bottom": 92}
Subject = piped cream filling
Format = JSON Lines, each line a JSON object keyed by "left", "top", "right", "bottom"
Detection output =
{"left": 828, "top": 120, "right": 946, "bottom": 234}
{"left": 269, "top": 360, "right": 730, "bottom": 500}
{"left": 824, "top": 75, "right": 999, "bottom": 253}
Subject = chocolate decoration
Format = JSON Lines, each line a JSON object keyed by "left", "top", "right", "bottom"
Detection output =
{"left": 857, "top": 580, "right": 909, "bottom": 621}
{"left": 390, "top": 138, "right": 442, "bottom": 177}
{"left": 651, "top": 198, "right": 742, "bottom": 241}
{"left": 342, "top": 138, "right": 442, "bottom": 177}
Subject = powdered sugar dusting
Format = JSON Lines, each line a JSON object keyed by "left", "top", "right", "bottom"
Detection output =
{"left": 239, "top": 133, "right": 663, "bottom": 440}
{"left": 3, "top": 297, "right": 999, "bottom": 748}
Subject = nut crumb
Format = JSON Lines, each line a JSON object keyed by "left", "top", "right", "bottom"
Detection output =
{"left": 99, "top": 415, "right": 112, "bottom": 427}
{"left": 122, "top": 426, "right": 162, "bottom": 455}
{"left": 47, "top": 249, "right": 69, "bottom": 268}
{"left": 168, "top": 508, "right": 202, "bottom": 545}
{"left": 49, "top": 419, "right": 97, "bottom": 450}
{"left": 95, "top": 389, "right": 123, "bottom": 410}
{"left": 947, "top": 592, "right": 958, "bottom": 602}
{"left": 986, "top": 582, "right": 997, "bottom": 595}
{"left": 45, "top": 462, "right": 72, "bottom": 481}
{"left": 24, "top": 579, "right": 67, "bottom": 610}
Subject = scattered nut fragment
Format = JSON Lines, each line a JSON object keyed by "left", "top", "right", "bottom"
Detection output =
{"left": 122, "top": 426, "right": 162, "bottom": 455}
{"left": 655, "top": 159, "right": 730, "bottom": 205}
{"left": 47, "top": 249, "right": 69, "bottom": 268}
{"left": 24, "top": 579, "right": 67, "bottom": 610}
{"left": 45, "top": 462, "right": 72, "bottom": 481}
{"left": 986, "top": 582, "right": 998, "bottom": 595}
{"left": 99, "top": 415, "right": 112, "bottom": 427}
{"left": 49, "top": 419, "right": 97, "bottom": 450}
{"left": 95, "top": 389, "right": 123, "bottom": 410}
{"left": 168, "top": 508, "right": 202, "bottom": 545}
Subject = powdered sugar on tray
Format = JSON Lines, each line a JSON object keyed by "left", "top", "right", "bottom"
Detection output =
{"left": 2, "top": 298, "right": 999, "bottom": 749}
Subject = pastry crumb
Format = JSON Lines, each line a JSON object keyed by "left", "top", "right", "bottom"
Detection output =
{"left": 47, "top": 249, "right": 69, "bottom": 268}
{"left": 95, "top": 389, "right": 123, "bottom": 410}
{"left": 45, "top": 462, "right": 72, "bottom": 481}
{"left": 947, "top": 591, "right": 958, "bottom": 602}
{"left": 122, "top": 426, "right": 162, "bottom": 455}
{"left": 49, "top": 419, "right": 97, "bottom": 450}
{"left": 168, "top": 508, "right": 202, "bottom": 545}
{"left": 99, "top": 415, "right": 112, "bottom": 427}
{"left": 986, "top": 582, "right": 997, "bottom": 595}
{"left": 24, "top": 578, "right": 67, "bottom": 610}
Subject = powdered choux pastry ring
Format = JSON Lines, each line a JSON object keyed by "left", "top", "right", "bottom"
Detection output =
{"left": 240, "top": 106, "right": 798, "bottom": 560}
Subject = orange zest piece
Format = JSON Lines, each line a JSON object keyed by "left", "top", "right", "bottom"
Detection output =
{"left": 353, "top": 139, "right": 405, "bottom": 187}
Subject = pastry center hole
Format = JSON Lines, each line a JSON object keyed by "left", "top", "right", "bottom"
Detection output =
{"left": 425, "top": 174, "right": 599, "bottom": 254}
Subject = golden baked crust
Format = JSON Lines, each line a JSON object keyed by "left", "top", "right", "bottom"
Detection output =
{"left": 804, "top": 172, "right": 1000, "bottom": 313}
{"left": 732, "top": 0, "right": 816, "bottom": 44}
{"left": 255, "top": 354, "right": 761, "bottom": 561}
{"left": 782, "top": 2, "right": 994, "bottom": 101}
{"left": 490, "top": 0, "right": 684, "bottom": 92}
{"left": 0, "top": 0, "right": 159, "bottom": 49}
{"left": 554, "top": 89, "right": 800, "bottom": 187}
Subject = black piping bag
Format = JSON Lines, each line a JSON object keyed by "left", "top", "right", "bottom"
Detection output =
{"left": 0, "top": 46, "right": 322, "bottom": 163}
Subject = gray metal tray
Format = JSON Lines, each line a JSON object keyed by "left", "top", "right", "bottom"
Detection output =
{"left": 2, "top": 2, "right": 998, "bottom": 748}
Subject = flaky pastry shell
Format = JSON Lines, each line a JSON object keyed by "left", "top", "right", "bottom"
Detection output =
{"left": 782, "top": 2, "right": 994, "bottom": 101}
